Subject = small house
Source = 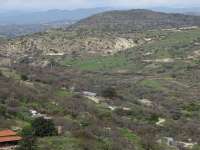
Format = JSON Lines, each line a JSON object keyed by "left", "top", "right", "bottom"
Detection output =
{"left": 0, "top": 130, "right": 22, "bottom": 149}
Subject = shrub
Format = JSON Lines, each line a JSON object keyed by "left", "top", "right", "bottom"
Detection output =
{"left": 21, "top": 74, "right": 28, "bottom": 81}
{"left": 0, "top": 104, "right": 6, "bottom": 117}
{"left": 101, "top": 87, "right": 117, "bottom": 98}
{"left": 32, "top": 117, "right": 57, "bottom": 137}
{"left": 17, "top": 126, "right": 37, "bottom": 150}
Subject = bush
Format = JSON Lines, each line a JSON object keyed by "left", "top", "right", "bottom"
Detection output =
{"left": 21, "top": 74, "right": 28, "bottom": 81}
{"left": 0, "top": 104, "right": 6, "bottom": 117}
{"left": 17, "top": 126, "right": 37, "bottom": 150}
{"left": 32, "top": 117, "right": 57, "bottom": 137}
{"left": 101, "top": 87, "right": 117, "bottom": 98}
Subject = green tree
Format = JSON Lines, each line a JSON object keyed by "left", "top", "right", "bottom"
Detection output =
{"left": 21, "top": 74, "right": 28, "bottom": 81}
{"left": 32, "top": 117, "right": 57, "bottom": 137}
{"left": 101, "top": 87, "right": 117, "bottom": 98}
{"left": 0, "top": 104, "right": 6, "bottom": 117}
{"left": 0, "top": 70, "right": 2, "bottom": 76}
{"left": 17, "top": 126, "right": 37, "bottom": 150}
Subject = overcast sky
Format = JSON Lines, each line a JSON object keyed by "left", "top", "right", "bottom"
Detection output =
{"left": 0, "top": 0, "right": 199, "bottom": 11}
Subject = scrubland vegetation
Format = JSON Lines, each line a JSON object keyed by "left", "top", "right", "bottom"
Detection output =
{"left": 1, "top": 9, "right": 200, "bottom": 150}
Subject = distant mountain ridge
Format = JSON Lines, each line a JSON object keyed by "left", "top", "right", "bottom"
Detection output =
{"left": 0, "top": 8, "right": 111, "bottom": 37}
{"left": 0, "top": 20, "right": 75, "bottom": 38}
{"left": 0, "top": 8, "right": 111, "bottom": 25}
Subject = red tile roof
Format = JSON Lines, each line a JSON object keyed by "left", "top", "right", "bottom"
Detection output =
{"left": 0, "top": 130, "right": 22, "bottom": 143}
{"left": 0, "top": 136, "right": 22, "bottom": 143}
{"left": 0, "top": 130, "right": 17, "bottom": 137}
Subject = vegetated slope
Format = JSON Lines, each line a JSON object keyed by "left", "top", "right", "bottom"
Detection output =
{"left": 1, "top": 9, "right": 200, "bottom": 66}
{"left": 1, "top": 27, "right": 200, "bottom": 149}
{"left": 0, "top": 29, "right": 142, "bottom": 67}
{"left": 71, "top": 9, "right": 200, "bottom": 33}
{"left": 1, "top": 9, "right": 200, "bottom": 150}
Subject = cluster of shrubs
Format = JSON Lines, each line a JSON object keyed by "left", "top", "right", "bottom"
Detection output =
{"left": 18, "top": 117, "right": 57, "bottom": 150}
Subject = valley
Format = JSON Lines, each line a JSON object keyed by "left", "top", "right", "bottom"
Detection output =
{"left": 0, "top": 9, "right": 200, "bottom": 150}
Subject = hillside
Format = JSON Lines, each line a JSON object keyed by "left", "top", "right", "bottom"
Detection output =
{"left": 71, "top": 9, "right": 200, "bottom": 33}
{"left": 1, "top": 9, "right": 200, "bottom": 150}
{"left": 1, "top": 9, "right": 200, "bottom": 66}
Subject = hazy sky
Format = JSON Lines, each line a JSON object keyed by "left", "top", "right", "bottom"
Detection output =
{"left": 0, "top": 0, "right": 199, "bottom": 11}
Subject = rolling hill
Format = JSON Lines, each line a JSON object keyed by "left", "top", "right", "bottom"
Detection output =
{"left": 70, "top": 9, "right": 200, "bottom": 33}
{"left": 1, "top": 9, "right": 200, "bottom": 66}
